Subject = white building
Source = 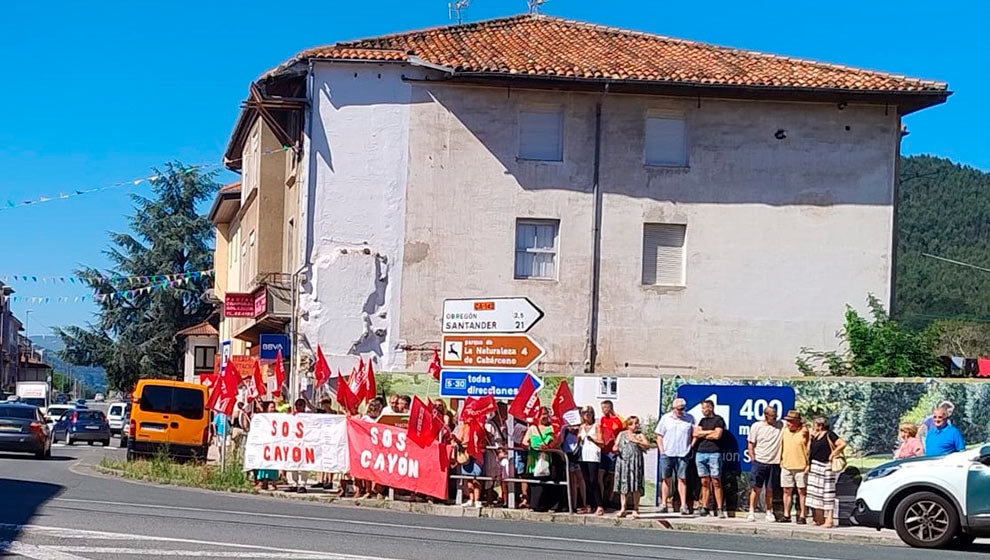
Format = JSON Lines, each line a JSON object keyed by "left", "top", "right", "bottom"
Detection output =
{"left": 222, "top": 15, "right": 948, "bottom": 412}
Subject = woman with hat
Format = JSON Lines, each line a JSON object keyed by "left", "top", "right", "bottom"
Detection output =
{"left": 779, "top": 410, "right": 810, "bottom": 524}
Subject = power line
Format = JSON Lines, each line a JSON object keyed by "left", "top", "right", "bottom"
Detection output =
{"left": 922, "top": 252, "right": 990, "bottom": 274}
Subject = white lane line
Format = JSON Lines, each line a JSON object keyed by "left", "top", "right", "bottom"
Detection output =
{"left": 47, "top": 547, "right": 344, "bottom": 558}
{"left": 2, "top": 541, "right": 88, "bottom": 560}
{"left": 2, "top": 525, "right": 397, "bottom": 560}
{"left": 50, "top": 498, "right": 851, "bottom": 560}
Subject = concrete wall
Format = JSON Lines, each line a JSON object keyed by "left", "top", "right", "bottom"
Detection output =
{"left": 298, "top": 63, "right": 432, "bottom": 371}
{"left": 298, "top": 65, "right": 898, "bottom": 378}
{"left": 398, "top": 85, "right": 897, "bottom": 377}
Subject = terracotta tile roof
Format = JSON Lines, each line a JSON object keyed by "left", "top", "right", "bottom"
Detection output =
{"left": 219, "top": 181, "right": 241, "bottom": 194}
{"left": 175, "top": 321, "right": 219, "bottom": 338}
{"left": 290, "top": 15, "right": 945, "bottom": 93}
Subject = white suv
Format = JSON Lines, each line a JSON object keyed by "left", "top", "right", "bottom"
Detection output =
{"left": 851, "top": 444, "right": 990, "bottom": 548}
{"left": 106, "top": 403, "right": 129, "bottom": 437}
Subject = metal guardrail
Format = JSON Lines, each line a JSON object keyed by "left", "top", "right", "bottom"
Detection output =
{"left": 449, "top": 445, "right": 573, "bottom": 512}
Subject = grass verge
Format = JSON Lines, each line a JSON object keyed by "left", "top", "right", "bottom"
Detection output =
{"left": 99, "top": 449, "right": 255, "bottom": 493}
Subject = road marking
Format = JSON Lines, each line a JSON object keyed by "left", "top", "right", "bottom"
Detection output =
{"left": 48, "top": 546, "right": 352, "bottom": 558}
{"left": 2, "top": 541, "right": 88, "bottom": 560}
{"left": 49, "top": 498, "right": 849, "bottom": 560}
{"left": 1, "top": 525, "right": 397, "bottom": 560}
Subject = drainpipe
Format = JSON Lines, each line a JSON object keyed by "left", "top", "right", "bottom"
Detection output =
{"left": 587, "top": 95, "right": 605, "bottom": 373}
{"left": 289, "top": 60, "right": 316, "bottom": 401}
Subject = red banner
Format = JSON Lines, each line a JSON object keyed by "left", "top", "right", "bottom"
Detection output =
{"left": 347, "top": 418, "right": 449, "bottom": 500}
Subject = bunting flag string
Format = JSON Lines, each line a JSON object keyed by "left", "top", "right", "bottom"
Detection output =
{"left": 1, "top": 275, "right": 212, "bottom": 305}
{"left": 0, "top": 269, "right": 214, "bottom": 286}
{"left": 0, "top": 145, "right": 292, "bottom": 212}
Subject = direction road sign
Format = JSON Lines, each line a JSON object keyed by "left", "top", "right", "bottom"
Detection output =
{"left": 439, "top": 370, "right": 543, "bottom": 400}
{"left": 441, "top": 334, "right": 545, "bottom": 369}
{"left": 442, "top": 297, "right": 544, "bottom": 333}
{"left": 676, "top": 385, "right": 796, "bottom": 472}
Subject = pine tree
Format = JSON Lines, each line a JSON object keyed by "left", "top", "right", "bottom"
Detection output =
{"left": 54, "top": 163, "right": 218, "bottom": 391}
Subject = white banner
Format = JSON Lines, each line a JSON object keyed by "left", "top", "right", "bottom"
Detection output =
{"left": 243, "top": 413, "right": 348, "bottom": 473}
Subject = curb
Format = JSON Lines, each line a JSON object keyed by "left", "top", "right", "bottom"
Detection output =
{"left": 93, "top": 466, "right": 900, "bottom": 546}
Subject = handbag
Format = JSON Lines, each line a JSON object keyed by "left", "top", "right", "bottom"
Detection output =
{"left": 826, "top": 432, "right": 846, "bottom": 472}
{"left": 532, "top": 452, "right": 551, "bottom": 477}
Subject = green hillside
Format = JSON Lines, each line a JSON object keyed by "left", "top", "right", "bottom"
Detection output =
{"left": 895, "top": 155, "right": 990, "bottom": 339}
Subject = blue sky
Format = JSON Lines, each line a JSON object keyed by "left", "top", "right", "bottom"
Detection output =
{"left": 1, "top": 0, "right": 986, "bottom": 336}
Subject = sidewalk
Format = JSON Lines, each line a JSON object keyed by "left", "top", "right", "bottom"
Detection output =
{"left": 261, "top": 486, "right": 901, "bottom": 546}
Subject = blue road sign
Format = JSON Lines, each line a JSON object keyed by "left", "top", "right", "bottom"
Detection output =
{"left": 676, "top": 385, "right": 796, "bottom": 472}
{"left": 439, "top": 370, "right": 543, "bottom": 400}
{"left": 259, "top": 334, "right": 290, "bottom": 360}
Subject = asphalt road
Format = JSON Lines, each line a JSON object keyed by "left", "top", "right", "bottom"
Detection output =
{"left": 2, "top": 443, "right": 989, "bottom": 560}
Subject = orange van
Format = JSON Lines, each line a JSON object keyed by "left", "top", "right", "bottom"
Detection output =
{"left": 128, "top": 379, "right": 210, "bottom": 461}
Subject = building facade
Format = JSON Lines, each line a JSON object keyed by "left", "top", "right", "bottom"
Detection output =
{"left": 0, "top": 283, "right": 22, "bottom": 393}
{"left": 220, "top": 15, "right": 948, "bottom": 394}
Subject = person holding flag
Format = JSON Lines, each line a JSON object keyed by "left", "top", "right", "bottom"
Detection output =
{"left": 453, "top": 395, "right": 494, "bottom": 507}
{"left": 525, "top": 406, "right": 565, "bottom": 512}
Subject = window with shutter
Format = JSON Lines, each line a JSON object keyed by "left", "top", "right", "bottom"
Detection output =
{"left": 642, "top": 223, "right": 686, "bottom": 286}
{"left": 515, "top": 219, "right": 559, "bottom": 280}
{"left": 644, "top": 115, "right": 687, "bottom": 167}
{"left": 518, "top": 107, "right": 564, "bottom": 161}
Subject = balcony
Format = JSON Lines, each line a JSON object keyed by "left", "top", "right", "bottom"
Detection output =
{"left": 226, "top": 272, "right": 293, "bottom": 343}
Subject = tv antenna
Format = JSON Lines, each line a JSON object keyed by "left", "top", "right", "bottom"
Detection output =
{"left": 528, "top": 0, "right": 547, "bottom": 13}
{"left": 449, "top": 0, "right": 469, "bottom": 23}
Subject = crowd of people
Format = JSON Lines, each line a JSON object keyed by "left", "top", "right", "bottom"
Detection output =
{"left": 214, "top": 392, "right": 973, "bottom": 524}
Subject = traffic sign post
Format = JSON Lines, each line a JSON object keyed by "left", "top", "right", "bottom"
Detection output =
{"left": 442, "top": 297, "right": 544, "bottom": 333}
{"left": 676, "top": 385, "right": 796, "bottom": 473}
{"left": 440, "top": 370, "right": 543, "bottom": 399}
{"left": 441, "top": 334, "right": 545, "bottom": 369}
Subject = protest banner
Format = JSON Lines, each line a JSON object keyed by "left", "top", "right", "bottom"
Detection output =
{"left": 243, "top": 413, "right": 348, "bottom": 473}
{"left": 347, "top": 418, "right": 449, "bottom": 500}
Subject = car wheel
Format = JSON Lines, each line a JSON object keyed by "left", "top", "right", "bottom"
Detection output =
{"left": 66, "top": 433, "right": 74, "bottom": 446}
{"left": 102, "top": 439, "right": 111, "bottom": 447}
{"left": 893, "top": 491, "right": 959, "bottom": 548}
{"left": 51, "top": 432, "right": 57, "bottom": 444}
{"left": 119, "top": 436, "right": 127, "bottom": 448}
{"left": 87, "top": 441, "right": 94, "bottom": 446}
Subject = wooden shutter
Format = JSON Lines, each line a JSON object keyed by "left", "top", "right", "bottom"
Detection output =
{"left": 642, "top": 224, "right": 686, "bottom": 285}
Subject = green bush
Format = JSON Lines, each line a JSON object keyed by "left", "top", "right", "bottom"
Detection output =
{"left": 100, "top": 452, "right": 254, "bottom": 493}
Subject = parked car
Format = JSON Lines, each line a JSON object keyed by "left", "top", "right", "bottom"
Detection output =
{"left": 75, "top": 398, "right": 86, "bottom": 407}
{"left": 51, "top": 409, "right": 111, "bottom": 446}
{"left": 107, "top": 402, "right": 130, "bottom": 436}
{"left": 94, "top": 393, "right": 105, "bottom": 402}
{"left": 54, "top": 394, "right": 68, "bottom": 405}
{"left": 851, "top": 444, "right": 990, "bottom": 548}
{"left": 45, "top": 405, "right": 75, "bottom": 430}
{"left": 128, "top": 380, "right": 208, "bottom": 461}
{"left": 0, "top": 403, "right": 51, "bottom": 459}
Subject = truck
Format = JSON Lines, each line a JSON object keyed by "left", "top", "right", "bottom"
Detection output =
{"left": 15, "top": 381, "right": 50, "bottom": 415}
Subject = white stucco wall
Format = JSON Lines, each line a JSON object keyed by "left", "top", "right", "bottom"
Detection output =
{"left": 299, "top": 63, "right": 434, "bottom": 371}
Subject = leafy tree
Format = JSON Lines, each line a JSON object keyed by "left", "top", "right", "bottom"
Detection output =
{"left": 54, "top": 163, "right": 218, "bottom": 391}
{"left": 797, "top": 295, "right": 941, "bottom": 377}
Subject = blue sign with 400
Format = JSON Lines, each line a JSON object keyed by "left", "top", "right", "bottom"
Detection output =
{"left": 676, "top": 384, "right": 796, "bottom": 472}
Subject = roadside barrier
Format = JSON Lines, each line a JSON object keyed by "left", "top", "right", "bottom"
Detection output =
{"left": 449, "top": 445, "right": 573, "bottom": 512}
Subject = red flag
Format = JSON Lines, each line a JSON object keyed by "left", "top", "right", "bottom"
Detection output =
{"left": 459, "top": 394, "right": 497, "bottom": 422}
{"left": 206, "top": 379, "right": 222, "bottom": 410}
{"left": 247, "top": 361, "right": 266, "bottom": 401}
{"left": 365, "top": 359, "right": 376, "bottom": 403}
{"left": 314, "top": 345, "right": 332, "bottom": 388}
{"left": 508, "top": 375, "right": 541, "bottom": 423}
{"left": 407, "top": 396, "right": 440, "bottom": 447}
{"left": 459, "top": 420, "right": 487, "bottom": 463}
{"left": 272, "top": 350, "right": 286, "bottom": 397}
{"left": 349, "top": 357, "right": 369, "bottom": 404}
{"left": 335, "top": 375, "right": 359, "bottom": 414}
{"left": 551, "top": 380, "right": 579, "bottom": 426}
{"left": 427, "top": 349, "right": 441, "bottom": 381}
{"left": 220, "top": 360, "right": 240, "bottom": 400}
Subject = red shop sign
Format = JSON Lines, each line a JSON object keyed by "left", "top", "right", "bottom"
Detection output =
{"left": 346, "top": 418, "right": 449, "bottom": 500}
{"left": 224, "top": 293, "right": 255, "bottom": 318}
{"left": 253, "top": 287, "right": 268, "bottom": 318}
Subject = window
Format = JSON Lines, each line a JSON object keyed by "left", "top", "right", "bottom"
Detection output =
{"left": 597, "top": 377, "right": 618, "bottom": 399}
{"left": 515, "top": 219, "right": 559, "bottom": 280}
{"left": 645, "top": 115, "right": 687, "bottom": 167}
{"left": 518, "top": 106, "right": 563, "bottom": 161}
{"left": 642, "top": 223, "right": 686, "bottom": 286}
{"left": 248, "top": 229, "right": 256, "bottom": 247}
{"left": 194, "top": 346, "right": 216, "bottom": 371}
{"left": 139, "top": 386, "right": 204, "bottom": 420}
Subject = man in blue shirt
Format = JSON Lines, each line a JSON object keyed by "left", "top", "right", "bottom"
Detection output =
{"left": 925, "top": 405, "right": 965, "bottom": 456}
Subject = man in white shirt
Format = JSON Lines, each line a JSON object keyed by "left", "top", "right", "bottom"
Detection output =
{"left": 656, "top": 398, "right": 696, "bottom": 515}
{"left": 746, "top": 406, "right": 784, "bottom": 522}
